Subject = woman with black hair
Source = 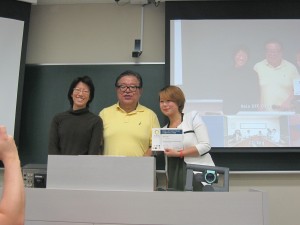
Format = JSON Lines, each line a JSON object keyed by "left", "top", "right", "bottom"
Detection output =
{"left": 48, "top": 76, "right": 103, "bottom": 155}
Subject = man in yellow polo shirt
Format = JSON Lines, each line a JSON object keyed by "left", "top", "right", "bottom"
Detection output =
{"left": 254, "top": 40, "right": 299, "bottom": 111}
{"left": 99, "top": 70, "right": 160, "bottom": 156}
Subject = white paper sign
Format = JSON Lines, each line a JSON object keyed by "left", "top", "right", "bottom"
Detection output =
{"left": 152, "top": 128, "right": 183, "bottom": 151}
{"left": 294, "top": 79, "right": 300, "bottom": 95}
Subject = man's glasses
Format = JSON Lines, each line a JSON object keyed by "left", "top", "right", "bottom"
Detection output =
{"left": 116, "top": 85, "right": 140, "bottom": 92}
{"left": 73, "top": 88, "right": 90, "bottom": 95}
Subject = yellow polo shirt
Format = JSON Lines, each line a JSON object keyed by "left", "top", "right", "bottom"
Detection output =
{"left": 99, "top": 103, "right": 160, "bottom": 156}
{"left": 254, "top": 59, "right": 299, "bottom": 111}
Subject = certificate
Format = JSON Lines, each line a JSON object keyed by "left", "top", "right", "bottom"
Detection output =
{"left": 294, "top": 79, "right": 300, "bottom": 95}
{"left": 152, "top": 128, "right": 183, "bottom": 151}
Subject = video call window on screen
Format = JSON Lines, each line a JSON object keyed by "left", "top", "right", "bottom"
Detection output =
{"left": 170, "top": 19, "right": 300, "bottom": 148}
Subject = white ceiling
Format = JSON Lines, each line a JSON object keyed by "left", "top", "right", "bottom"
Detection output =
{"left": 37, "top": 0, "right": 121, "bottom": 4}
{"left": 34, "top": 0, "right": 196, "bottom": 5}
{"left": 19, "top": 0, "right": 197, "bottom": 4}
{"left": 35, "top": 0, "right": 161, "bottom": 4}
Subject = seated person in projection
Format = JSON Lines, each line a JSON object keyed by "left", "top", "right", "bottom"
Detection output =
{"left": 0, "top": 126, "right": 25, "bottom": 225}
{"left": 99, "top": 70, "right": 160, "bottom": 157}
{"left": 223, "top": 47, "right": 260, "bottom": 114}
{"left": 48, "top": 76, "right": 103, "bottom": 155}
{"left": 254, "top": 40, "right": 300, "bottom": 111}
{"left": 159, "top": 85, "right": 214, "bottom": 191}
{"left": 228, "top": 129, "right": 243, "bottom": 145}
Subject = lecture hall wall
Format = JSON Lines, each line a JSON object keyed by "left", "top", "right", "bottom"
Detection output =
{"left": 25, "top": 2, "right": 300, "bottom": 225}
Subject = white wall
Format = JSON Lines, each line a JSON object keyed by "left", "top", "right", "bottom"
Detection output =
{"left": 26, "top": 3, "right": 165, "bottom": 63}
{"left": 25, "top": 3, "right": 300, "bottom": 225}
{"left": 0, "top": 17, "right": 24, "bottom": 136}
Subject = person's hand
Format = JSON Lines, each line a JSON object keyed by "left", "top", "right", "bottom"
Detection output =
{"left": 0, "top": 126, "right": 19, "bottom": 163}
{"left": 272, "top": 103, "right": 295, "bottom": 111}
{"left": 0, "top": 126, "right": 24, "bottom": 225}
{"left": 164, "top": 148, "right": 181, "bottom": 157}
{"left": 273, "top": 95, "right": 296, "bottom": 111}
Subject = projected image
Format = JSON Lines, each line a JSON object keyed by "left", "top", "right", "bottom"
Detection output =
{"left": 289, "top": 115, "right": 300, "bottom": 147}
{"left": 202, "top": 115, "right": 225, "bottom": 148}
{"left": 225, "top": 115, "right": 289, "bottom": 147}
{"left": 170, "top": 19, "right": 300, "bottom": 147}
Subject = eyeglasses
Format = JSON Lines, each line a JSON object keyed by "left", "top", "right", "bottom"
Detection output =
{"left": 116, "top": 85, "right": 141, "bottom": 92}
{"left": 73, "top": 88, "right": 90, "bottom": 95}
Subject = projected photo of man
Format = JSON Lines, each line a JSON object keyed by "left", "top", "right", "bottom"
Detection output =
{"left": 254, "top": 40, "right": 300, "bottom": 112}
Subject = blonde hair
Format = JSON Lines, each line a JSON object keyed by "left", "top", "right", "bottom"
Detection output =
{"left": 159, "top": 85, "right": 185, "bottom": 113}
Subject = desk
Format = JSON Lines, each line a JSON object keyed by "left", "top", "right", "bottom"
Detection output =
{"left": 24, "top": 188, "right": 268, "bottom": 225}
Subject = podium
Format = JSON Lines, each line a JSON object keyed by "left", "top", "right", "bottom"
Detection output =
{"left": 21, "top": 156, "right": 268, "bottom": 225}
{"left": 47, "top": 155, "right": 156, "bottom": 191}
{"left": 24, "top": 189, "right": 268, "bottom": 225}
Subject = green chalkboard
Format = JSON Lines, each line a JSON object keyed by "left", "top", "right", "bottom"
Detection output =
{"left": 19, "top": 64, "right": 166, "bottom": 165}
{"left": 20, "top": 64, "right": 300, "bottom": 172}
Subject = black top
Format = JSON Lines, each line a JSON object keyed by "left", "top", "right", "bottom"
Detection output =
{"left": 222, "top": 65, "right": 260, "bottom": 115}
{"left": 48, "top": 108, "right": 103, "bottom": 155}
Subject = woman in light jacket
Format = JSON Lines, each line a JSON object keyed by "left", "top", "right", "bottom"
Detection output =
{"left": 159, "top": 85, "right": 214, "bottom": 191}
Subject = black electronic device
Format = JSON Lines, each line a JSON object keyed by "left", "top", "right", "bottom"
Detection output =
{"left": 132, "top": 39, "right": 142, "bottom": 57}
{"left": 22, "top": 164, "right": 47, "bottom": 188}
{"left": 185, "top": 164, "right": 229, "bottom": 192}
{"left": 204, "top": 169, "right": 218, "bottom": 184}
